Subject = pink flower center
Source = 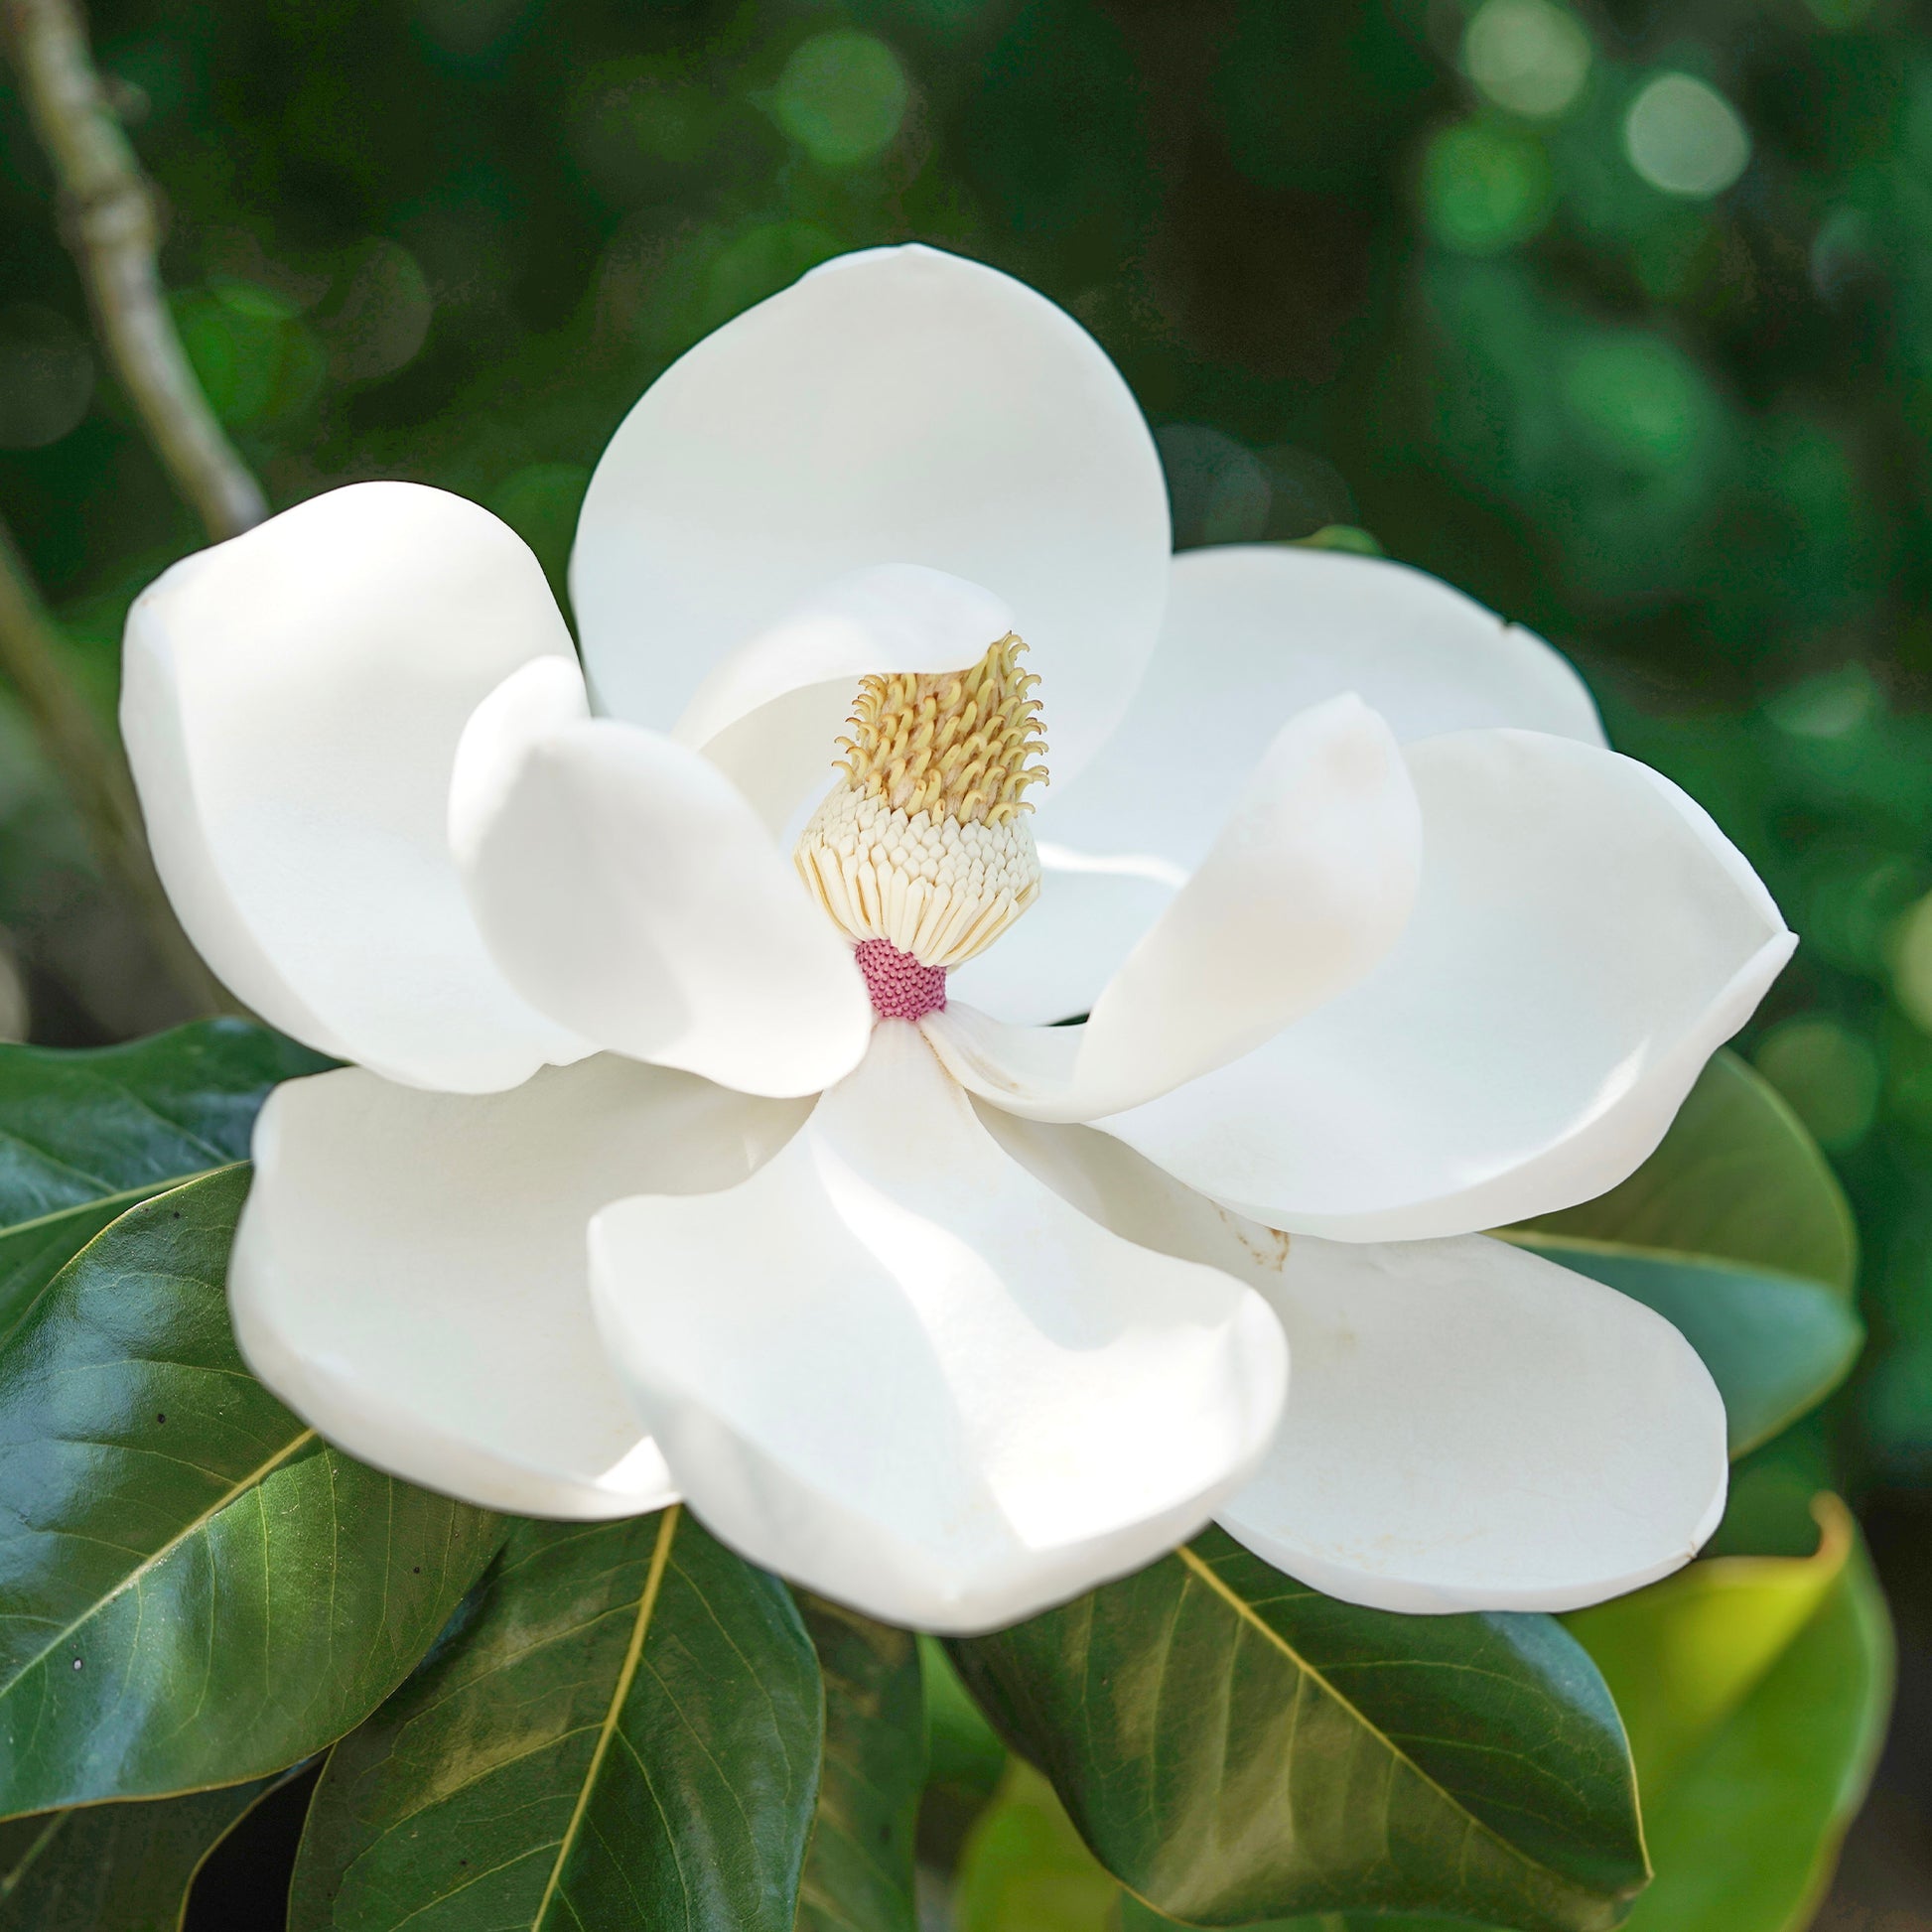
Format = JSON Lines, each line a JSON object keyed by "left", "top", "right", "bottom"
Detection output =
{"left": 855, "top": 938, "right": 948, "bottom": 1021}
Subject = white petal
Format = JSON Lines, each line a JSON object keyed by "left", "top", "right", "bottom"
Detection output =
{"left": 231, "top": 1059, "right": 811, "bottom": 1519}
{"left": 122, "top": 482, "right": 591, "bottom": 1092}
{"left": 571, "top": 245, "right": 1171, "bottom": 784}
{"left": 1219, "top": 1234, "right": 1728, "bottom": 1612}
{"left": 951, "top": 543, "right": 1603, "bottom": 1025}
{"left": 925, "top": 696, "right": 1420, "bottom": 1121}
{"left": 978, "top": 1115, "right": 1726, "bottom": 1613}
{"left": 677, "top": 566, "right": 1015, "bottom": 837}
{"left": 1099, "top": 729, "right": 1794, "bottom": 1241}
{"left": 451, "top": 709, "right": 874, "bottom": 1098}
{"left": 588, "top": 1022, "right": 1287, "bottom": 1633}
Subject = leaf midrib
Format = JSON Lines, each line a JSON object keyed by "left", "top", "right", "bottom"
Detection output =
{"left": 530, "top": 1504, "right": 682, "bottom": 1929}
{"left": 0, "top": 1164, "right": 247, "bottom": 1359}
{"left": 1173, "top": 1546, "right": 1631, "bottom": 1905}
{"left": 0, "top": 1427, "right": 318, "bottom": 1710}
{"left": 0, "top": 1176, "right": 197, "bottom": 1249}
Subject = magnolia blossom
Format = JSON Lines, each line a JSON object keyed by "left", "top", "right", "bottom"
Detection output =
{"left": 120, "top": 246, "right": 1790, "bottom": 1633}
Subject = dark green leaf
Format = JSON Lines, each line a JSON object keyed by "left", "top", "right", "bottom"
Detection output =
{"left": 1508, "top": 1238, "right": 1863, "bottom": 1456}
{"left": 1512, "top": 1049, "right": 1857, "bottom": 1295}
{"left": 290, "top": 1506, "right": 822, "bottom": 1932}
{"left": 0, "top": 1167, "right": 500, "bottom": 1817}
{"left": 0, "top": 1767, "right": 306, "bottom": 1931}
{"left": 795, "top": 1594, "right": 925, "bottom": 1932}
{"left": 948, "top": 1528, "right": 1645, "bottom": 1932}
{"left": 0, "top": 1021, "right": 328, "bottom": 1344}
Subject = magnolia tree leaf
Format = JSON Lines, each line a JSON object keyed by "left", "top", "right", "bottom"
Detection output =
{"left": 1104, "top": 1502, "right": 1894, "bottom": 1932}
{"left": 0, "top": 1020, "right": 328, "bottom": 1346}
{"left": 1508, "top": 1240, "right": 1862, "bottom": 1457}
{"left": 0, "top": 1767, "right": 305, "bottom": 1931}
{"left": 1565, "top": 1497, "right": 1893, "bottom": 1932}
{"left": 947, "top": 1528, "right": 1646, "bottom": 1932}
{"left": 1513, "top": 1049, "right": 1858, "bottom": 1293}
{"left": 1502, "top": 1049, "right": 1863, "bottom": 1457}
{"left": 0, "top": 1168, "right": 500, "bottom": 1817}
{"left": 290, "top": 1508, "right": 822, "bottom": 1932}
{"left": 795, "top": 1594, "right": 925, "bottom": 1932}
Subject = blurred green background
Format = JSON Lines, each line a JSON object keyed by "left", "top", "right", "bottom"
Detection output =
{"left": 3, "top": 0, "right": 1931, "bottom": 1919}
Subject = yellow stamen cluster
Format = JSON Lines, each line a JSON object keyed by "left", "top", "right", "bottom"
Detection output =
{"left": 835, "top": 634, "right": 1048, "bottom": 828}
{"left": 795, "top": 634, "right": 1051, "bottom": 970}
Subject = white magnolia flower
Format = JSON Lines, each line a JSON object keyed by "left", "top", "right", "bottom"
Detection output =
{"left": 121, "top": 246, "right": 1790, "bottom": 1633}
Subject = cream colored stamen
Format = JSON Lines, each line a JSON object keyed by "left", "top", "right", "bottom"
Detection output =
{"left": 795, "top": 634, "right": 1049, "bottom": 968}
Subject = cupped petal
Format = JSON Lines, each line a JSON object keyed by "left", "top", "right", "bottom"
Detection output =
{"left": 1099, "top": 729, "right": 1794, "bottom": 1241}
{"left": 977, "top": 1113, "right": 1726, "bottom": 1614}
{"left": 951, "top": 543, "right": 1603, "bottom": 1025}
{"left": 587, "top": 1022, "right": 1287, "bottom": 1633}
{"left": 924, "top": 695, "right": 1422, "bottom": 1121}
{"left": 122, "top": 482, "right": 591, "bottom": 1091}
{"left": 231, "top": 1058, "right": 811, "bottom": 1519}
{"left": 571, "top": 244, "right": 1171, "bottom": 785}
{"left": 451, "top": 704, "right": 874, "bottom": 1098}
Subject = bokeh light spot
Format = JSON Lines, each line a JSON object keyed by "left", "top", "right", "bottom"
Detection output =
{"left": 1158, "top": 425, "right": 1272, "bottom": 547}
{"left": 1463, "top": 0, "right": 1592, "bottom": 120}
{"left": 0, "top": 304, "right": 92, "bottom": 450}
{"left": 1755, "top": 1015, "right": 1881, "bottom": 1150}
{"left": 1422, "top": 119, "right": 1554, "bottom": 254}
{"left": 1891, "top": 892, "right": 1932, "bottom": 1036}
{"left": 1766, "top": 665, "right": 1879, "bottom": 740}
{"left": 1624, "top": 71, "right": 1751, "bottom": 198}
{"left": 320, "top": 239, "right": 434, "bottom": 383}
{"left": 1560, "top": 331, "right": 1712, "bottom": 469}
{"left": 774, "top": 31, "right": 908, "bottom": 168}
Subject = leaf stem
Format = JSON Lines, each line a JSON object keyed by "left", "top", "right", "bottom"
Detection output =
{"left": 0, "top": 0, "right": 266, "bottom": 542}
{"left": 0, "top": 517, "right": 232, "bottom": 1015}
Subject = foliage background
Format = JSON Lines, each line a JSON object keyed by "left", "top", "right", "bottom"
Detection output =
{"left": 1, "top": 0, "right": 1929, "bottom": 1919}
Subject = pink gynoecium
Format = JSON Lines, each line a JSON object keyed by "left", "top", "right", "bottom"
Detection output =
{"left": 855, "top": 938, "right": 948, "bottom": 1021}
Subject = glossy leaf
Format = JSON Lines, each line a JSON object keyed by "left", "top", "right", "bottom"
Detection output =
{"left": 290, "top": 1507, "right": 822, "bottom": 1932}
{"left": 1514, "top": 1049, "right": 1857, "bottom": 1294}
{"left": 1507, "top": 1237, "right": 1863, "bottom": 1456}
{"left": 1567, "top": 1498, "right": 1894, "bottom": 1932}
{"left": 796, "top": 1593, "right": 925, "bottom": 1932}
{"left": 948, "top": 1527, "right": 1646, "bottom": 1932}
{"left": 0, "top": 1167, "right": 501, "bottom": 1817}
{"left": 0, "top": 1768, "right": 303, "bottom": 1931}
{"left": 0, "top": 1020, "right": 328, "bottom": 1345}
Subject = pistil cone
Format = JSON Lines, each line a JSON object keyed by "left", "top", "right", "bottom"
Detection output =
{"left": 795, "top": 634, "right": 1048, "bottom": 969}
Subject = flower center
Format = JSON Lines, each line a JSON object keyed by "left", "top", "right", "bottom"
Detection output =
{"left": 794, "top": 634, "right": 1049, "bottom": 1007}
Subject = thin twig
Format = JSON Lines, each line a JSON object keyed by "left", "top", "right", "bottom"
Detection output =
{"left": 0, "top": 518, "right": 232, "bottom": 1016}
{"left": 1, "top": 0, "right": 266, "bottom": 541}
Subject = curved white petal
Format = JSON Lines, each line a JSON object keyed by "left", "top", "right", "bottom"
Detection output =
{"left": 978, "top": 1115, "right": 1726, "bottom": 1613}
{"left": 231, "top": 1059, "right": 810, "bottom": 1519}
{"left": 1219, "top": 1233, "right": 1728, "bottom": 1612}
{"left": 122, "top": 482, "right": 591, "bottom": 1091}
{"left": 924, "top": 696, "right": 1421, "bottom": 1121}
{"left": 951, "top": 543, "right": 1603, "bottom": 1025}
{"left": 1099, "top": 729, "right": 1793, "bottom": 1241}
{"left": 452, "top": 709, "right": 873, "bottom": 1098}
{"left": 679, "top": 565, "right": 1016, "bottom": 837}
{"left": 588, "top": 1022, "right": 1287, "bottom": 1633}
{"left": 571, "top": 244, "right": 1171, "bottom": 786}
